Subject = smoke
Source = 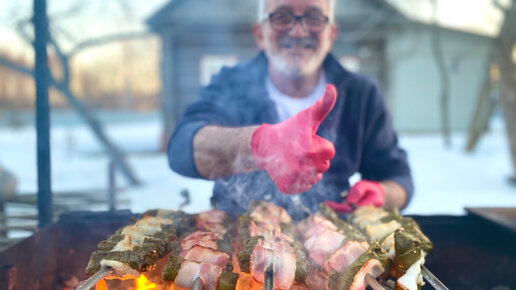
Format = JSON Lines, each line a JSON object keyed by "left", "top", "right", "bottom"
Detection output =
{"left": 212, "top": 131, "right": 340, "bottom": 221}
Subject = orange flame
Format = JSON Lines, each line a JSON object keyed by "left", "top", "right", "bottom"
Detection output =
{"left": 136, "top": 274, "right": 157, "bottom": 290}
{"left": 95, "top": 278, "right": 107, "bottom": 290}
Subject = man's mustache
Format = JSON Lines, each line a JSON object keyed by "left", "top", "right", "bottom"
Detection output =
{"left": 278, "top": 36, "right": 318, "bottom": 49}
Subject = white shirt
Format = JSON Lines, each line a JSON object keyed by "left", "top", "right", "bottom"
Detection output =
{"left": 266, "top": 72, "right": 327, "bottom": 122}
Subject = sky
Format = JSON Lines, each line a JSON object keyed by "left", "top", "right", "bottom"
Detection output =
{"left": 0, "top": 0, "right": 169, "bottom": 60}
{"left": 387, "top": 0, "right": 506, "bottom": 37}
{"left": 0, "top": 0, "right": 508, "bottom": 61}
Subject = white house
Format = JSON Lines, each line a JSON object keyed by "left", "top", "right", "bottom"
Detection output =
{"left": 147, "top": 0, "right": 493, "bottom": 136}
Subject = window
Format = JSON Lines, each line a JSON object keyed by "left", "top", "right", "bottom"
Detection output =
{"left": 339, "top": 55, "right": 361, "bottom": 73}
{"left": 199, "top": 55, "right": 238, "bottom": 86}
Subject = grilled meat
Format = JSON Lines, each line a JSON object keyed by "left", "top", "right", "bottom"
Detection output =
{"left": 162, "top": 254, "right": 239, "bottom": 290}
{"left": 236, "top": 201, "right": 309, "bottom": 289}
{"left": 329, "top": 242, "right": 389, "bottom": 290}
{"left": 85, "top": 210, "right": 194, "bottom": 278}
{"left": 163, "top": 208, "right": 238, "bottom": 289}
{"left": 350, "top": 206, "right": 433, "bottom": 290}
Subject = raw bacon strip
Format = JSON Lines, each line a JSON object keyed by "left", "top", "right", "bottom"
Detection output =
{"left": 323, "top": 240, "right": 369, "bottom": 273}
{"left": 180, "top": 245, "right": 229, "bottom": 268}
{"left": 248, "top": 220, "right": 294, "bottom": 245}
{"left": 163, "top": 255, "right": 239, "bottom": 290}
{"left": 248, "top": 200, "right": 292, "bottom": 227}
{"left": 173, "top": 260, "right": 222, "bottom": 290}
{"left": 347, "top": 259, "right": 385, "bottom": 290}
{"left": 163, "top": 209, "right": 238, "bottom": 289}
{"left": 298, "top": 207, "right": 368, "bottom": 271}
{"left": 196, "top": 210, "right": 228, "bottom": 235}
{"left": 181, "top": 231, "right": 222, "bottom": 252}
{"left": 183, "top": 231, "right": 223, "bottom": 241}
{"left": 248, "top": 220, "right": 277, "bottom": 237}
{"left": 197, "top": 210, "right": 226, "bottom": 224}
{"left": 302, "top": 218, "right": 338, "bottom": 240}
{"left": 297, "top": 213, "right": 339, "bottom": 240}
{"left": 237, "top": 201, "right": 309, "bottom": 286}
{"left": 304, "top": 228, "right": 346, "bottom": 265}
{"left": 250, "top": 239, "right": 297, "bottom": 290}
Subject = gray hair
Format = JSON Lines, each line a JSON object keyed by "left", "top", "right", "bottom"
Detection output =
{"left": 257, "top": 0, "right": 335, "bottom": 22}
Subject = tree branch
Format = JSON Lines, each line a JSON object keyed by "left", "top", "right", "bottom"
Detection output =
{"left": 492, "top": 0, "right": 509, "bottom": 13}
{"left": 430, "top": 0, "right": 451, "bottom": 147}
{"left": 68, "top": 32, "right": 151, "bottom": 57}
{"left": 16, "top": 18, "right": 34, "bottom": 45}
{"left": 48, "top": 34, "right": 70, "bottom": 86}
{"left": 49, "top": 0, "right": 87, "bottom": 22}
{"left": 0, "top": 57, "right": 34, "bottom": 76}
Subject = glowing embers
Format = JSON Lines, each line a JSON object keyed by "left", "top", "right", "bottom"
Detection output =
{"left": 95, "top": 278, "right": 107, "bottom": 290}
{"left": 93, "top": 274, "right": 163, "bottom": 290}
{"left": 136, "top": 274, "right": 157, "bottom": 290}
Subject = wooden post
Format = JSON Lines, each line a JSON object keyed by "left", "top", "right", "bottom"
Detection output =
{"left": 34, "top": 0, "right": 53, "bottom": 228}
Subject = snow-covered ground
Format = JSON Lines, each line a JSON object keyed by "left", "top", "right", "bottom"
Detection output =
{"left": 0, "top": 111, "right": 515, "bottom": 227}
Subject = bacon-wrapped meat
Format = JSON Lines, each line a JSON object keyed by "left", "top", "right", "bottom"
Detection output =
{"left": 393, "top": 229, "right": 426, "bottom": 290}
{"left": 163, "top": 208, "right": 238, "bottom": 289}
{"left": 236, "top": 201, "right": 309, "bottom": 289}
{"left": 85, "top": 209, "right": 195, "bottom": 278}
{"left": 350, "top": 206, "right": 433, "bottom": 289}
{"left": 162, "top": 254, "right": 239, "bottom": 290}
{"left": 329, "top": 242, "right": 389, "bottom": 290}
{"left": 297, "top": 205, "right": 368, "bottom": 273}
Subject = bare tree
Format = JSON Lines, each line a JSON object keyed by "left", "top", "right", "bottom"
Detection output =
{"left": 430, "top": 0, "right": 451, "bottom": 147}
{"left": 0, "top": 1, "right": 151, "bottom": 186}
{"left": 493, "top": 0, "right": 516, "bottom": 181}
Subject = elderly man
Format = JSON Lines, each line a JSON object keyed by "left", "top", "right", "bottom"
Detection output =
{"left": 167, "top": 0, "right": 413, "bottom": 220}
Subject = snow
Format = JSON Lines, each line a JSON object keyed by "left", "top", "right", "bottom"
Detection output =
{"left": 0, "top": 111, "right": 515, "bottom": 228}
{"left": 401, "top": 117, "right": 516, "bottom": 215}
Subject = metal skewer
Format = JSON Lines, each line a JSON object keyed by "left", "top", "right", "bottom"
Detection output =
{"left": 264, "top": 265, "right": 274, "bottom": 290}
{"left": 422, "top": 265, "right": 449, "bottom": 290}
{"left": 291, "top": 195, "right": 311, "bottom": 216}
{"left": 192, "top": 276, "right": 203, "bottom": 290}
{"left": 76, "top": 266, "right": 112, "bottom": 290}
{"left": 365, "top": 273, "right": 386, "bottom": 290}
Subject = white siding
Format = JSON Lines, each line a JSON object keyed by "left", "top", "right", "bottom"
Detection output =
{"left": 386, "top": 25, "right": 492, "bottom": 132}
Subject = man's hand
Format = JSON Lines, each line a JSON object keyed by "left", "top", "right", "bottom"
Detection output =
{"left": 324, "top": 180, "right": 385, "bottom": 213}
{"left": 251, "top": 84, "right": 337, "bottom": 194}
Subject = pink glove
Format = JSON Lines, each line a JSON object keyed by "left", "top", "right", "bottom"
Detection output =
{"left": 251, "top": 84, "right": 337, "bottom": 194}
{"left": 324, "top": 180, "right": 385, "bottom": 213}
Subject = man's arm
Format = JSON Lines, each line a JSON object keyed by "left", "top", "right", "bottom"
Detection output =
{"left": 193, "top": 125, "right": 259, "bottom": 179}
{"left": 184, "top": 85, "right": 337, "bottom": 195}
{"left": 380, "top": 180, "right": 408, "bottom": 209}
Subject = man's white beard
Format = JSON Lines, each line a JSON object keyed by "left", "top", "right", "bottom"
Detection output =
{"left": 267, "top": 51, "right": 322, "bottom": 78}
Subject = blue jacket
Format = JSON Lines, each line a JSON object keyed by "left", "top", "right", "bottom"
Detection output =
{"left": 167, "top": 52, "right": 413, "bottom": 221}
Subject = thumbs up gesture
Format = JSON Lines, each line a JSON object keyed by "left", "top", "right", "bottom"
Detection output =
{"left": 251, "top": 84, "right": 337, "bottom": 194}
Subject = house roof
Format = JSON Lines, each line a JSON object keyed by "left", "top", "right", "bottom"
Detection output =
{"left": 146, "top": 0, "right": 409, "bottom": 30}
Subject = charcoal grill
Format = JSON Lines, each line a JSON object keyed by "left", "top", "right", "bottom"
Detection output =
{"left": 1, "top": 210, "right": 515, "bottom": 290}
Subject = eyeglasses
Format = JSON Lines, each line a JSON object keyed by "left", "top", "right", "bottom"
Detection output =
{"left": 266, "top": 11, "right": 329, "bottom": 33}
